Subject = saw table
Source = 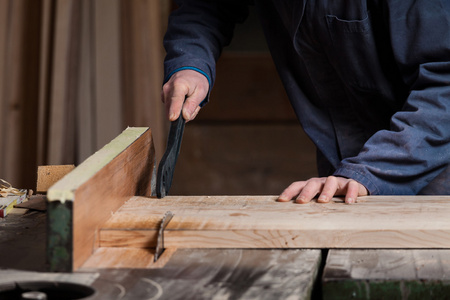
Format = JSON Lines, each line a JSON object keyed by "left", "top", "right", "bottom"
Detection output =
{"left": 2, "top": 127, "right": 450, "bottom": 299}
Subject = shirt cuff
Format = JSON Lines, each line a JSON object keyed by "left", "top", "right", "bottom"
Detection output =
{"left": 333, "top": 165, "right": 379, "bottom": 195}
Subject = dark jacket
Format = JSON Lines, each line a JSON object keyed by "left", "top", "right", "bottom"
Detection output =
{"left": 163, "top": 0, "right": 450, "bottom": 195}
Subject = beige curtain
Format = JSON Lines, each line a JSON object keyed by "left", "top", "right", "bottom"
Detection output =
{"left": 0, "top": 0, "right": 167, "bottom": 189}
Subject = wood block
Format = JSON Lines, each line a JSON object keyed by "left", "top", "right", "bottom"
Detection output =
{"left": 36, "top": 165, "right": 75, "bottom": 193}
{"left": 323, "top": 249, "right": 450, "bottom": 299}
{"left": 47, "top": 127, "right": 156, "bottom": 271}
{"left": 99, "top": 195, "right": 450, "bottom": 250}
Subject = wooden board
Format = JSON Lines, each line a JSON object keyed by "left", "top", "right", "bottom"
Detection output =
{"left": 36, "top": 165, "right": 75, "bottom": 193}
{"left": 100, "top": 195, "right": 450, "bottom": 249}
{"left": 81, "top": 247, "right": 162, "bottom": 269}
{"left": 47, "top": 127, "right": 155, "bottom": 271}
{"left": 322, "top": 249, "right": 450, "bottom": 299}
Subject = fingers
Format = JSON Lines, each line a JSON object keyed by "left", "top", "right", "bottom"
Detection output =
{"left": 344, "top": 180, "right": 359, "bottom": 204}
{"left": 296, "top": 178, "right": 326, "bottom": 203}
{"left": 278, "top": 176, "right": 368, "bottom": 204}
{"left": 162, "top": 70, "right": 209, "bottom": 122}
{"left": 278, "top": 178, "right": 326, "bottom": 204}
{"left": 345, "top": 180, "right": 368, "bottom": 204}
{"left": 278, "top": 181, "right": 308, "bottom": 202}
{"left": 317, "top": 176, "right": 338, "bottom": 203}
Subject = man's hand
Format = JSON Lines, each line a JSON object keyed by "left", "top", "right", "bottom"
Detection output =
{"left": 278, "top": 176, "right": 368, "bottom": 204}
{"left": 161, "top": 69, "right": 209, "bottom": 122}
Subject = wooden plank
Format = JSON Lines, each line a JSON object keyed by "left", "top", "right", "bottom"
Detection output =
{"left": 100, "top": 195, "right": 450, "bottom": 249}
{"left": 81, "top": 247, "right": 156, "bottom": 269}
{"left": 81, "top": 247, "right": 176, "bottom": 270}
{"left": 322, "top": 249, "right": 450, "bottom": 299}
{"left": 47, "top": 127, "right": 156, "bottom": 271}
{"left": 170, "top": 123, "right": 317, "bottom": 195}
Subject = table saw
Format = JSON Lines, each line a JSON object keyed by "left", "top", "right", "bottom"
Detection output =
{"left": 1, "top": 127, "right": 450, "bottom": 299}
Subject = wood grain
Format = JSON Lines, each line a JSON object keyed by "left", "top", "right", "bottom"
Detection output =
{"left": 81, "top": 247, "right": 161, "bottom": 269}
{"left": 36, "top": 165, "right": 75, "bottom": 193}
{"left": 100, "top": 195, "right": 450, "bottom": 249}
{"left": 47, "top": 127, "right": 155, "bottom": 271}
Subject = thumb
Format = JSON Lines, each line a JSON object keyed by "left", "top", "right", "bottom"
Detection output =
{"left": 182, "top": 83, "right": 208, "bottom": 121}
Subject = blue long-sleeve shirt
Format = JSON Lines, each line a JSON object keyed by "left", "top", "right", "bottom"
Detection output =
{"left": 163, "top": 0, "right": 450, "bottom": 195}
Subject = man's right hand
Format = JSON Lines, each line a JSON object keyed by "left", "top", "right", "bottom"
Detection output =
{"left": 161, "top": 69, "right": 210, "bottom": 122}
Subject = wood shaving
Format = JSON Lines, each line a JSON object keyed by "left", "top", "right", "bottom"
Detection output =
{"left": 0, "top": 179, "right": 26, "bottom": 197}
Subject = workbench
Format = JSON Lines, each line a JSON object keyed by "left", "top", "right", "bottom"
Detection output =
{"left": 1, "top": 127, "right": 450, "bottom": 299}
{"left": 2, "top": 209, "right": 450, "bottom": 299}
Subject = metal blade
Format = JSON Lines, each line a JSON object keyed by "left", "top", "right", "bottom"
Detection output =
{"left": 154, "top": 211, "right": 174, "bottom": 262}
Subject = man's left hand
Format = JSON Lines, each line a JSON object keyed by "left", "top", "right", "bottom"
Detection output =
{"left": 278, "top": 176, "right": 368, "bottom": 204}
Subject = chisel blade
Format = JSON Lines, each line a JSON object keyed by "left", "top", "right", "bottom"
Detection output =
{"left": 154, "top": 211, "right": 174, "bottom": 262}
